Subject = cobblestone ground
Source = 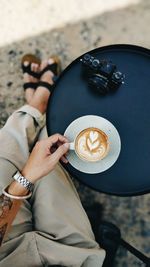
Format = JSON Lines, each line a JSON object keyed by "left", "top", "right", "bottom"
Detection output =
{"left": 0, "top": 0, "right": 149, "bottom": 266}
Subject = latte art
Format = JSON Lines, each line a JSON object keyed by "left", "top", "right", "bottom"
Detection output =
{"left": 87, "top": 131, "right": 100, "bottom": 151}
{"left": 75, "top": 128, "right": 109, "bottom": 162}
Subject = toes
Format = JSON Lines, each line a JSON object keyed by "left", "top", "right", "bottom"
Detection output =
{"left": 40, "top": 59, "right": 48, "bottom": 72}
{"left": 23, "top": 62, "right": 39, "bottom": 84}
{"left": 23, "top": 61, "right": 29, "bottom": 67}
{"left": 40, "top": 58, "right": 55, "bottom": 72}
{"left": 48, "top": 58, "right": 54, "bottom": 65}
{"left": 23, "top": 61, "right": 39, "bottom": 73}
{"left": 31, "top": 63, "right": 34, "bottom": 72}
{"left": 31, "top": 63, "right": 37, "bottom": 72}
{"left": 34, "top": 63, "right": 40, "bottom": 73}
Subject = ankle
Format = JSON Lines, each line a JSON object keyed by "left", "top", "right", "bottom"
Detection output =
{"left": 29, "top": 98, "right": 48, "bottom": 114}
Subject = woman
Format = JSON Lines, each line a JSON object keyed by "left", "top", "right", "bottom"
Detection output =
{"left": 0, "top": 55, "right": 105, "bottom": 267}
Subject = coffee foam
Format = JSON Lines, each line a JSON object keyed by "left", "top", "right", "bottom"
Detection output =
{"left": 76, "top": 128, "right": 109, "bottom": 162}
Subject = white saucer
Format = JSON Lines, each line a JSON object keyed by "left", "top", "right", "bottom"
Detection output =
{"left": 64, "top": 115, "right": 121, "bottom": 174}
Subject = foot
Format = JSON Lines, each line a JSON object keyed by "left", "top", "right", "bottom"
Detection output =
{"left": 29, "top": 59, "right": 55, "bottom": 114}
{"left": 23, "top": 61, "right": 40, "bottom": 104}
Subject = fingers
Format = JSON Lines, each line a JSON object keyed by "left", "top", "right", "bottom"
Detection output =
{"left": 50, "top": 148, "right": 68, "bottom": 164}
{"left": 50, "top": 143, "right": 70, "bottom": 165}
{"left": 35, "top": 134, "right": 69, "bottom": 166}
{"left": 57, "top": 140, "right": 68, "bottom": 163}
{"left": 46, "top": 134, "right": 69, "bottom": 148}
{"left": 50, "top": 140, "right": 68, "bottom": 163}
{"left": 60, "top": 155, "right": 68, "bottom": 163}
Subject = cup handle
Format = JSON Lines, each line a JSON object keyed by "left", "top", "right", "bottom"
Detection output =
{"left": 69, "top": 142, "right": 75, "bottom": 150}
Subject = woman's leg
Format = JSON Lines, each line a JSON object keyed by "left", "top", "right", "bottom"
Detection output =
{"left": 29, "top": 127, "right": 105, "bottom": 267}
{"left": 0, "top": 58, "right": 105, "bottom": 266}
{"left": 0, "top": 104, "right": 46, "bottom": 235}
{"left": 0, "top": 62, "right": 48, "bottom": 267}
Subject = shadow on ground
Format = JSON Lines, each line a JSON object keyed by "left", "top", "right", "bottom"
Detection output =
{"left": 0, "top": 0, "right": 149, "bottom": 266}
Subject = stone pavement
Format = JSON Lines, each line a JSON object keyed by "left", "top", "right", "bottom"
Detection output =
{"left": 0, "top": 0, "right": 150, "bottom": 266}
{"left": 0, "top": 0, "right": 139, "bottom": 47}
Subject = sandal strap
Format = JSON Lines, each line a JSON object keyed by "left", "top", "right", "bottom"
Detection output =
{"left": 38, "top": 81, "right": 54, "bottom": 93}
{"left": 22, "top": 64, "right": 40, "bottom": 79}
{"left": 23, "top": 82, "right": 37, "bottom": 91}
{"left": 40, "top": 63, "right": 58, "bottom": 77}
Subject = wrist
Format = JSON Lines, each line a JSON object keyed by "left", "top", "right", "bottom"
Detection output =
{"left": 4, "top": 182, "right": 32, "bottom": 199}
{"left": 8, "top": 181, "right": 29, "bottom": 196}
{"left": 21, "top": 168, "right": 37, "bottom": 184}
{"left": 12, "top": 171, "right": 34, "bottom": 192}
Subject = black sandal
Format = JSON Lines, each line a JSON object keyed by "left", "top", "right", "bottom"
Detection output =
{"left": 38, "top": 55, "right": 61, "bottom": 93}
{"left": 22, "top": 54, "right": 61, "bottom": 92}
{"left": 21, "top": 54, "right": 41, "bottom": 91}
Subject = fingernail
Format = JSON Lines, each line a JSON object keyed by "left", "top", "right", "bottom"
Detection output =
{"left": 63, "top": 143, "right": 69, "bottom": 148}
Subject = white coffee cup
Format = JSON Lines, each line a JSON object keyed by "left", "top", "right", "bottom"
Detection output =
{"left": 68, "top": 127, "right": 109, "bottom": 162}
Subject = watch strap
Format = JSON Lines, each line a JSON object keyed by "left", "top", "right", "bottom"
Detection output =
{"left": 13, "top": 171, "right": 34, "bottom": 192}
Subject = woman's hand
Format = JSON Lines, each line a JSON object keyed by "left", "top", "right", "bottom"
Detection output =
{"left": 21, "top": 134, "right": 69, "bottom": 183}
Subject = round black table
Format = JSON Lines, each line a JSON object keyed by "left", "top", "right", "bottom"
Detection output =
{"left": 46, "top": 44, "right": 150, "bottom": 196}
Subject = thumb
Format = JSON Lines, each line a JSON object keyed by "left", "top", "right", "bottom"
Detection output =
{"left": 50, "top": 143, "right": 70, "bottom": 164}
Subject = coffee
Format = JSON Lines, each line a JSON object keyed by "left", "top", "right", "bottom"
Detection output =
{"left": 75, "top": 127, "right": 109, "bottom": 162}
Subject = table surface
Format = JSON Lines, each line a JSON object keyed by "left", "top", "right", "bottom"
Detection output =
{"left": 46, "top": 44, "right": 150, "bottom": 196}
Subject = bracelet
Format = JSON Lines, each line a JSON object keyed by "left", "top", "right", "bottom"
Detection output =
{"left": 2, "top": 187, "right": 32, "bottom": 200}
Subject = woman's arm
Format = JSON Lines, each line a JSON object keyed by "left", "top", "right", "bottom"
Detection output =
{"left": 0, "top": 134, "right": 69, "bottom": 246}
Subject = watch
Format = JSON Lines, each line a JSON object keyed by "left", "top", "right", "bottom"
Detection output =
{"left": 13, "top": 171, "right": 34, "bottom": 192}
